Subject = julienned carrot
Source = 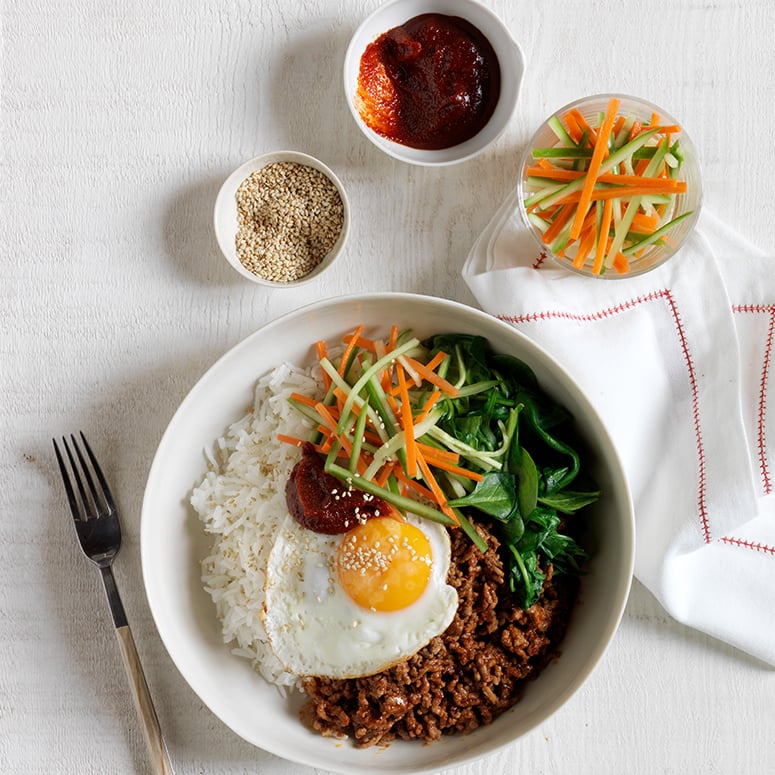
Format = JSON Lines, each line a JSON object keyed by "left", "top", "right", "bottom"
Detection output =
{"left": 634, "top": 157, "right": 650, "bottom": 176}
{"left": 395, "top": 362, "right": 418, "bottom": 478}
{"left": 630, "top": 213, "right": 659, "bottom": 232}
{"left": 415, "top": 389, "right": 442, "bottom": 424}
{"left": 526, "top": 166, "right": 580, "bottom": 181}
{"left": 563, "top": 111, "right": 584, "bottom": 144}
{"left": 393, "top": 465, "right": 436, "bottom": 503}
{"left": 527, "top": 167, "right": 685, "bottom": 189}
{"left": 553, "top": 182, "right": 686, "bottom": 205}
{"left": 315, "top": 418, "right": 367, "bottom": 475}
{"left": 415, "top": 440, "right": 459, "bottom": 464}
{"left": 375, "top": 460, "right": 397, "bottom": 488}
{"left": 628, "top": 120, "right": 642, "bottom": 142}
{"left": 315, "top": 418, "right": 358, "bottom": 465}
{"left": 315, "top": 401, "right": 352, "bottom": 452}
{"left": 572, "top": 223, "right": 598, "bottom": 269}
{"left": 421, "top": 455, "right": 484, "bottom": 482}
{"left": 541, "top": 202, "right": 575, "bottom": 245}
{"left": 402, "top": 356, "right": 459, "bottom": 396}
{"left": 577, "top": 206, "right": 597, "bottom": 235}
{"left": 415, "top": 452, "right": 458, "bottom": 524}
{"left": 398, "top": 355, "right": 422, "bottom": 387}
{"left": 342, "top": 332, "right": 378, "bottom": 352}
{"left": 612, "top": 253, "right": 630, "bottom": 274}
{"left": 568, "top": 108, "right": 597, "bottom": 144}
{"left": 338, "top": 324, "right": 363, "bottom": 377}
{"left": 276, "top": 433, "right": 326, "bottom": 452}
{"left": 424, "top": 351, "right": 446, "bottom": 372}
{"left": 569, "top": 97, "right": 620, "bottom": 240}
{"left": 379, "top": 324, "right": 399, "bottom": 390}
{"left": 332, "top": 384, "right": 349, "bottom": 403}
{"left": 290, "top": 391, "right": 319, "bottom": 408}
{"left": 315, "top": 402, "right": 339, "bottom": 435}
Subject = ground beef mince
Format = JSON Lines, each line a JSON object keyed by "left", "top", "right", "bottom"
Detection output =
{"left": 301, "top": 519, "right": 579, "bottom": 747}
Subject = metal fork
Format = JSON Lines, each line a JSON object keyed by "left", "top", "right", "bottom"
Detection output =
{"left": 53, "top": 433, "right": 174, "bottom": 775}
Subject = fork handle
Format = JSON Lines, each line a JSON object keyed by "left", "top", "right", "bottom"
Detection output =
{"left": 115, "top": 626, "right": 176, "bottom": 774}
{"left": 101, "top": 567, "right": 175, "bottom": 775}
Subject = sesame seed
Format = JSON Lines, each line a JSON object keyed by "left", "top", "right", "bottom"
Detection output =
{"left": 234, "top": 161, "right": 344, "bottom": 283}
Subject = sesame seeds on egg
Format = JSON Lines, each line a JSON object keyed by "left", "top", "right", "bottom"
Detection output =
{"left": 261, "top": 513, "right": 458, "bottom": 680}
{"left": 338, "top": 529, "right": 432, "bottom": 578}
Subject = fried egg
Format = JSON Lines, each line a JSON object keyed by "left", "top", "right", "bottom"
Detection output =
{"left": 261, "top": 512, "right": 457, "bottom": 679}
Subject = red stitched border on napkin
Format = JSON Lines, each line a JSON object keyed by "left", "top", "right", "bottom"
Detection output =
{"left": 733, "top": 304, "right": 775, "bottom": 496}
{"left": 500, "top": 292, "right": 775, "bottom": 558}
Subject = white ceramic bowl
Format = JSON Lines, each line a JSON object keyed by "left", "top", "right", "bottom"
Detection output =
{"left": 343, "top": 0, "right": 525, "bottom": 166}
{"left": 141, "top": 293, "right": 634, "bottom": 774}
{"left": 213, "top": 151, "right": 350, "bottom": 287}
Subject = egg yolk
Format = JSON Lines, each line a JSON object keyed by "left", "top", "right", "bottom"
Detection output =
{"left": 336, "top": 517, "right": 432, "bottom": 612}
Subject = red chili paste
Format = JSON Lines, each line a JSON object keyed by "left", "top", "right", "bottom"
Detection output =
{"left": 355, "top": 13, "right": 500, "bottom": 150}
{"left": 285, "top": 442, "right": 387, "bottom": 534}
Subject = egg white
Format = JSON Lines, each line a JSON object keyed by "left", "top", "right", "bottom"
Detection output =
{"left": 261, "top": 513, "right": 458, "bottom": 679}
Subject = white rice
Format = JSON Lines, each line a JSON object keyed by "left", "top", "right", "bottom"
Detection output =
{"left": 191, "top": 361, "right": 324, "bottom": 689}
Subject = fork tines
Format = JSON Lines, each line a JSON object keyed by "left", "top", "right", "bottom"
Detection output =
{"left": 53, "top": 432, "right": 116, "bottom": 523}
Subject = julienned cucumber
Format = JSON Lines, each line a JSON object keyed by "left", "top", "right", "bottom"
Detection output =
{"left": 324, "top": 461, "right": 457, "bottom": 527}
{"left": 621, "top": 211, "right": 695, "bottom": 256}
{"left": 523, "top": 98, "right": 695, "bottom": 275}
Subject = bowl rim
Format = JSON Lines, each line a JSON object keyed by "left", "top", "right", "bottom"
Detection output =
{"left": 343, "top": 0, "right": 526, "bottom": 166}
{"left": 141, "top": 291, "right": 635, "bottom": 773}
{"left": 213, "top": 150, "right": 351, "bottom": 287}
{"left": 517, "top": 92, "right": 703, "bottom": 279}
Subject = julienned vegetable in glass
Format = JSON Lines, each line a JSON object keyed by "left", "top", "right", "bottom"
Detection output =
{"left": 519, "top": 94, "right": 702, "bottom": 278}
{"left": 281, "top": 324, "right": 600, "bottom": 609}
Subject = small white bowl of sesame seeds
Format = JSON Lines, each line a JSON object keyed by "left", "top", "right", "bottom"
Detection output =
{"left": 214, "top": 151, "right": 350, "bottom": 286}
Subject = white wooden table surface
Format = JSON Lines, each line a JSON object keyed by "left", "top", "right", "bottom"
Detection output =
{"left": 3, "top": 1, "right": 774, "bottom": 773}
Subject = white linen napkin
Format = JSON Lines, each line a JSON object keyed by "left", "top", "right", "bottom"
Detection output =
{"left": 463, "top": 187, "right": 775, "bottom": 666}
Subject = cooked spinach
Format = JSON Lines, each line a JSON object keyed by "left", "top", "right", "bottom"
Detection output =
{"left": 424, "top": 333, "right": 599, "bottom": 608}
